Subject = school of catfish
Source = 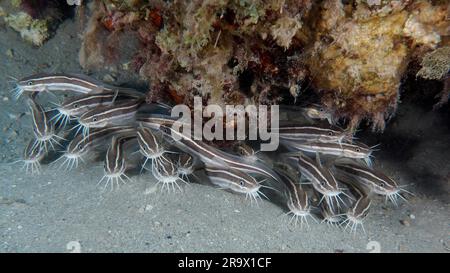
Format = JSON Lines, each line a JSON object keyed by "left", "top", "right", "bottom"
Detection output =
{"left": 9, "top": 73, "right": 413, "bottom": 234}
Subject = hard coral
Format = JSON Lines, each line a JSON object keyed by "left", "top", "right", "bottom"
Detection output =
{"left": 306, "top": 0, "right": 449, "bottom": 131}
{"left": 77, "top": 0, "right": 449, "bottom": 132}
{"left": 1, "top": 0, "right": 71, "bottom": 46}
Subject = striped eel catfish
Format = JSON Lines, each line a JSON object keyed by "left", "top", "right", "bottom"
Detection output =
{"left": 10, "top": 138, "right": 46, "bottom": 174}
{"left": 296, "top": 153, "right": 350, "bottom": 210}
{"left": 333, "top": 159, "right": 412, "bottom": 206}
{"left": 52, "top": 126, "right": 135, "bottom": 170}
{"left": 52, "top": 90, "right": 145, "bottom": 127}
{"left": 284, "top": 141, "right": 374, "bottom": 167}
{"left": 98, "top": 134, "right": 136, "bottom": 191}
{"left": 319, "top": 197, "right": 344, "bottom": 227}
{"left": 277, "top": 124, "right": 350, "bottom": 143}
{"left": 152, "top": 156, "right": 188, "bottom": 192}
{"left": 159, "top": 124, "right": 282, "bottom": 183}
{"left": 28, "top": 97, "right": 65, "bottom": 151}
{"left": 338, "top": 179, "right": 372, "bottom": 234}
{"left": 76, "top": 98, "right": 145, "bottom": 137}
{"left": 203, "top": 167, "right": 265, "bottom": 203}
{"left": 12, "top": 73, "right": 140, "bottom": 99}
{"left": 137, "top": 114, "right": 187, "bottom": 130}
{"left": 275, "top": 164, "right": 316, "bottom": 228}
{"left": 136, "top": 125, "right": 176, "bottom": 173}
{"left": 231, "top": 142, "right": 261, "bottom": 163}
{"left": 177, "top": 153, "right": 196, "bottom": 182}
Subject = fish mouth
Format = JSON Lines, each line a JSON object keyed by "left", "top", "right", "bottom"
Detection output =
{"left": 23, "top": 158, "right": 40, "bottom": 164}
{"left": 143, "top": 150, "right": 165, "bottom": 159}
{"left": 153, "top": 169, "right": 179, "bottom": 183}
{"left": 39, "top": 134, "right": 54, "bottom": 141}
{"left": 322, "top": 215, "right": 342, "bottom": 224}
{"left": 57, "top": 107, "right": 72, "bottom": 117}
{"left": 326, "top": 190, "right": 343, "bottom": 197}
{"left": 65, "top": 153, "right": 81, "bottom": 159}
{"left": 72, "top": 121, "right": 91, "bottom": 137}
{"left": 50, "top": 108, "right": 73, "bottom": 127}
{"left": 244, "top": 184, "right": 262, "bottom": 194}
{"left": 291, "top": 208, "right": 310, "bottom": 217}
{"left": 346, "top": 213, "right": 363, "bottom": 225}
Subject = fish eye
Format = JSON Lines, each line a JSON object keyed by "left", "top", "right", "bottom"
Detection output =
{"left": 74, "top": 104, "right": 78, "bottom": 108}
{"left": 356, "top": 148, "right": 361, "bottom": 152}
{"left": 239, "top": 180, "right": 245, "bottom": 186}
{"left": 380, "top": 182, "right": 385, "bottom": 187}
{"left": 319, "top": 108, "right": 324, "bottom": 112}
{"left": 328, "top": 132, "right": 333, "bottom": 136}
{"left": 321, "top": 182, "right": 325, "bottom": 186}
{"left": 27, "top": 81, "right": 33, "bottom": 86}
{"left": 92, "top": 118, "right": 97, "bottom": 122}
{"left": 78, "top": 144, "right": 83, "bottom": 150}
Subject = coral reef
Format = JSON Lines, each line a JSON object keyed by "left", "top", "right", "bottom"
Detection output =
{"left": 307, "top": 0, "right": 449, "bottom": 130}
{"left": 49, "top": 0, "right": 450, "bottom": 130}
{"left": 0, "top": 0, "right": 72, "bottom": 46}
{"left": 416, "top": 46, "right": 450, "bottom": 108}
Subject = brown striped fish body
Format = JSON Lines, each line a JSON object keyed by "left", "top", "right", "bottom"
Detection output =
{"left": 276, "top": 167, "right": 315, "bottom": 228}
{"left": 287, "top": 141, "right": 373, "bottom": 166}
{"left": 137, "top": 115, "right": 180, "bottom": 130}
{"left": 78, "top": 98, "right": 144, "bottom": 135}
{"left": 334, "top": 161, "right": 398, "bottom": 196}
{"left": 69, "top": 126, "right": 135, "bottom": 155}
{"left": 297, "top": 154, "right": 339, "bottom": 195}
{"left": 54, "top": 126, "right": 135, "bottom": 170}
{"left": 177, "top": 153, "right": 195, "bottom": 177}
{"left": 204, "top": 167, "right": 262, "bottom": 202}
{"left": 104, "top": 135, "right": 136, "bottom": 176}
{"left": 278, "top": 125, "right": 349, "bottom": 143}
{"left": 160, "top": 125, "right": 281, "bottom": 183}
{"left": 53, "top": 92, "right": 120, "bottom": 128}
{"left": 233, "top": 143, "right": 256, "bottom": 157}
{"left": 297, "top": 154, "right": 349, "bottom": 210}
{"left": 58, "top": 92, "right": 119, "bottom": 118}
{"left": 153, "top": 157, "right": 178, "bottom": 179}
{"left": 231, "top": 142, "right": 260, "bottom": 163}
{"left": 320, "top": 198, "right": 343, "bottom": 227}
{"left": 16, "top": 73, "right": 107, "bottom": 97}
{"left": 14, "top": 73, "right": 144, "bottom": 100}
{"left": 333, "top": 160, "right": 408, "bottom": 206}
{"left": 152, "top": 157, "right": 186, "bottom": 192}
{"left": 98, "top": 135, "right": 135, "bottom": 190}
{"left": 20, "top": 138, "right": 46, "bottom": 174}
{"left": 340, "top": 182, "right": 371, "bottom": 234}
{"left": 28, "top": 98, "right": 50, "bottom": 137}
{"left": 136, "top": 125, "right": 170, "bottom": 172}
{"left": 28, "top": 97, "right": 64, "bottom": 151}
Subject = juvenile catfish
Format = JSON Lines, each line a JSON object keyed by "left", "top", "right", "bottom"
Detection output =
{"left": 28, "top": 97, "right": 65, "bottom": 151}
{"left": 13, "top": 73, "right": 141, "bottom": 99}
{"left": 53, "top": 91, "right": 144, "bottom": 127}
{"left": 99, "top": 135, "right": 136, "bottom": 191}
{"left": 76, "top": 98, "right": 144, "bottom": 136}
